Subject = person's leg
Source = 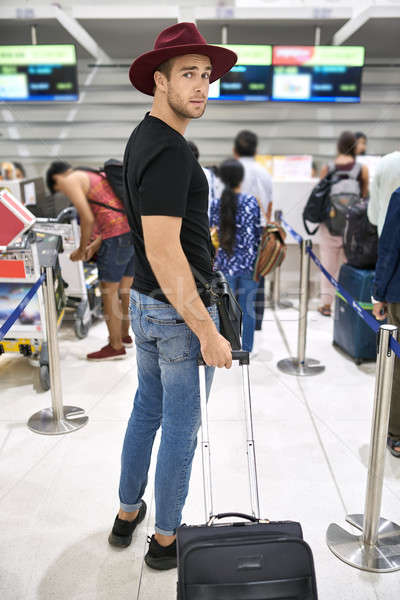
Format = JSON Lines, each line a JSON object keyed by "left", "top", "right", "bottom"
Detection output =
{"left": 109, "top": 292, "right": 163, "bottom": 547}
{"left": 236, "top": 272, "right": 258, "bottom": 352}
{"left": 318, "top": 224, "right": 342, "bottom": 312}
{"left": 119, "top": 276, "right": 133, "bottom": 339}
{"left": 101, "top": 280, "right": 124, "bottom": 349}
{"left": 151, "top": 304, "right": 219, "bottom": 543}
{"left": 387, "top": 303, "right": 400, "bottom": 453}
{"left": 255, "top": 276, "right": 265, "bottom": 331}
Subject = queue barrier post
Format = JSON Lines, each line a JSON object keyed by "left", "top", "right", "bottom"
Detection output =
{"left": 277, "top": 239, "right": 325, "bottom": 377}
{"left": 327, "top": 324, "right": 400, "bottom": 573}
{"left": 272, "top": 211, "right": 293, "bottom": 310}
{"left": 28, "top": 266, "right": 89, "bottom": 435}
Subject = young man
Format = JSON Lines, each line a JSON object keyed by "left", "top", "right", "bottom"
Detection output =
{"left": 46, "top": 162, "right": 134, "bottom": 360}
{"left": 233, "top": 130, "right": 273, "bottom": 331}
{"left": 372, "top": 186, "right": 400, "bottom": 457}
{"left": 107, "top": 22, "right": 236, "bottom": 570}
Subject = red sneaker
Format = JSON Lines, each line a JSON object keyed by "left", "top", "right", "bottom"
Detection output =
{"left": 87, "top": 344, "right": 127, "bottom": 361}
{"left": 122, "top": 335, "right": 134, "bottom": 348}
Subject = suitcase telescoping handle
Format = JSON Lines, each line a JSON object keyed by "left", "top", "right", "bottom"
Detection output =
{"left": 197, "top": 351, "right": 260, "bottom": 524}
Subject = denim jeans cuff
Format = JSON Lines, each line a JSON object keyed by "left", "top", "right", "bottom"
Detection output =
{"left": 120, "top": 500, "right": 142, "bottom": 512}
{"left": 155, "top": 525, "right": 176, "bottom": 536}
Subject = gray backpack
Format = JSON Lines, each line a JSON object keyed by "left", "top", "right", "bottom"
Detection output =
{"left": 326, "top": 162, "right": 362, "bottom": 236}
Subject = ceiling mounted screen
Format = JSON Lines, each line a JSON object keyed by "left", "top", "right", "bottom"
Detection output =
{"left": 209, "top": 45, "right": 272, "bottom": 101}
{"left": 271, "top": 46, "right": 365, "bottom": 103}
{"left": 0, "top": 45, "right": 78, "bottom": 102}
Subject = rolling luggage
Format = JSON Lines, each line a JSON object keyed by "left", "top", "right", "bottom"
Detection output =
{"left": 333, "top": 264, "right": 377, "bottom": 364}
{"left": 176, "top": 351, "right": 318, "bottom": 600}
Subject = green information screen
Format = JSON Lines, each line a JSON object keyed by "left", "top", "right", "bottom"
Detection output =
{"left": 0, "top": 45, "right": 78, "bottom": 102}
{"left": 209, "top": 44, "right": 272, "bottom": 101}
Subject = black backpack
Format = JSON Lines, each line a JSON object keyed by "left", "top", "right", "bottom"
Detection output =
{"left": 303, "top": 169, "right": 336, "bottom": 235}
{"left": 76, "top": 159, "right": 125, "bottom": 214}
{"left": 343, "top": 200, "right": 378, "bottom": 269}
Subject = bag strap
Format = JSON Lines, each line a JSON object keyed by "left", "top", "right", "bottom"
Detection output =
{"left": 303, "top": 215, "right": 320, "bottom": 236}
{"left": 87, "top": 198, "right": 125, "bottom": 214}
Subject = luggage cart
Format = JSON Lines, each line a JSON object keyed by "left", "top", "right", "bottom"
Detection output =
{"left": 0, "top": 231, "right": 65, "bottom": 391}
{"left": 33, "top": 207, "right": 102, "bottom": 339}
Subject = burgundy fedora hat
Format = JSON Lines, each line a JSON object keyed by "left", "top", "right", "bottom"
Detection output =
{"left": 129, "top": 22, "right": 237, "bottom": 96}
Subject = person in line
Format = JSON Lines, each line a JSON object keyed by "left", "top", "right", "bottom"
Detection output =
{"left": 187, "top": 139, "right": 223, "bottom": 216}
{"left": 368, "top": 148, "right": 400, "bottom": 236}
{"left": 210, "top": 158, "right": 262, "bottom": 353}
{"left": 13, "top": 161, "right": 26, "bottom": 179}
{"left": 46, "top": 161, "right": 134, "bottom": 360}
{"left": 372, "top": 186, "right": 400, "bottom": 457}
{"left": 233, "top": 130, "right": 272, "bottom": 330}
{"left": 318, "top": 131, "right": 369, "bottom": 316}
{"left": 355, "top": 131, "right": 368, "bottom": 156}
{"left": 107, "top": 22, "right": 235, "bottom": 570}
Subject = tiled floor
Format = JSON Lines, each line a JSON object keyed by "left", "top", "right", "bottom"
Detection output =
{"left": 1, "top": 307, "right": 400, "bottom": 599}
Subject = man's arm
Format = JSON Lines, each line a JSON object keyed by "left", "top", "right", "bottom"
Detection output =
{"left": 142, "top": 215, "right": 232, "bottom": 369}
{"left": 368, "top": 167, "right": 380, "bottom": 226}
{"left": 58, "top": 172, "right": 95, "bottom": 260}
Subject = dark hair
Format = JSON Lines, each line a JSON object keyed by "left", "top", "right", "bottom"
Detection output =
{"left": 13, "top": 161, "right": 26, "bottom": 177}
{"left": 355, "top": 131, "right": 367, "bottom": 141}
{"left": 234, "top": 130, "right": 258, "bottom": 157}
{"left": 337, "top": 131, "right": 357, "bottom": 158}
{"left": 46, "top": 161, "right": 72, "bottom": 193}
{"left": 187, "top": 140, "right": 199, "bottom": 160}
{"left": 218, "top": 159, "right": 244, "bottom": 255}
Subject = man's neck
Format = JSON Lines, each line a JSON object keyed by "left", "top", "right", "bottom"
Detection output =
{"left": 150, "top": 98, "right": 189, "bottom": 136}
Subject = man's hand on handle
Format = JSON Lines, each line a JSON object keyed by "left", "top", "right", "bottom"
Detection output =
{"left": 199, "top": 329, "right": 232, "bottom": 369}
{"left": 373, "top": 301, "right": 388, "bottom": 321}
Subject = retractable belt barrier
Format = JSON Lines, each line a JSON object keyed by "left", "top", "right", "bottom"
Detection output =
{"left": 280, "top": 217, "right": 400, "bottom": 360}
{"left": 279, "top": 215, "right": 400, "bottom": 574}
{"left": 0, "top": 274, "right": 46, "bottom": 341}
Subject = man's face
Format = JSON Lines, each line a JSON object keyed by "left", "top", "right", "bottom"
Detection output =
{"left": 161, "top": 54, "right": 212, "bottom": 120}
{"left": 356, "top": 137, "right": 367, "bottom": 156}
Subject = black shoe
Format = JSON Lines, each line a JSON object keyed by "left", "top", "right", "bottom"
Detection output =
{"left": 387, "top": 436, "right": 400, "bottom": 458}
{"left": 144, "top": 535, "right": 177, "bottom": 570}
{"left": 108, "top": 500, "right": 147, "bottom": 548}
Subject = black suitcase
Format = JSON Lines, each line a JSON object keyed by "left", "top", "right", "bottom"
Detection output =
{"left": 176, "top": 351, "right": 318, "bottom": 600}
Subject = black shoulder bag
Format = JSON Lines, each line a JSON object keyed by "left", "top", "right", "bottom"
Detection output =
{"left": 192, "top": 267, "right": 242, "bottom": 350}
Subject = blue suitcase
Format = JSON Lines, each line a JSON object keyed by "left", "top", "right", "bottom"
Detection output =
{"left": 333, "top": 264, "right": 377, "bottom": 364}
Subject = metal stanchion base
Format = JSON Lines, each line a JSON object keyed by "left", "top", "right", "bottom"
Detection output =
{"left": 326, "top": 514, "right": 400, "bottom": 573}
{"left": 28, "top": 406, "right": 88, "bottom": 435}
{"left": 277, "top": 357, "right": 325, "bottom": 376}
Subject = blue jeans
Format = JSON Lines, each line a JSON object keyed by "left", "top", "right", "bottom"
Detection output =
{"left": 225, "top": 271, "right": 258, "bottom": 352}
{"left": 118, "top": 290, "right": 218, "bottom": 535}
{"left": 96, "top": 232, "right": 134, "bottom": 283}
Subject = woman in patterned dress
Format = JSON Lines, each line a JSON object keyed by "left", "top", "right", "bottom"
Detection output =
{"left": 210, "top": 159, "right": 262, "bottom": 353}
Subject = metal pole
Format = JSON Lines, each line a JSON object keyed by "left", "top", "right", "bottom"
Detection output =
{"left": 28, "top": 267, "right": 88, "bottom": 435}
{"left": 31, "top": 24, "right": 37, "bottom": 45}
{"left": 199, "top": 365, "right": 213, "bottom": 522}
{"left": 221, "top": 25, "right": 228, "bottom": 44}
{"left": 363, "top": 325, "right": 397, "bottom": 546}
{"left": 277, "top": 240, "right": 325, "bottom": 376}
{"left": 44, "top": 266, "right": 63, "bottom": 420}
{"left": 314, "top": 26, "right": 321, "bottom": 46}
{"left": 241, "top": 364, "right": 260, "bottom": 519}
{"left": 297, "top": 240, "right": 311, "bottom": 365}
{"left": 327, "top": 324, "right": 400, "bottom": 572}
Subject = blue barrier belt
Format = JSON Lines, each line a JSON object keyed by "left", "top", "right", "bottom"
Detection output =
{"left": 0, "top": 273, "right": 46, "bottom": 341}
{"left": 307, "top": 247, "right": 400, "bottom": 359}
{"left": 280, "top": 218, "right": 303, "bottom": 245}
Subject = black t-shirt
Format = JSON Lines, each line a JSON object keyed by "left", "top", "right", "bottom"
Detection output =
{"left": 123, "top": 112, "right": 214, "bottom": 303}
